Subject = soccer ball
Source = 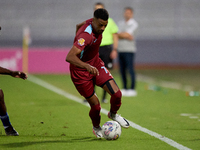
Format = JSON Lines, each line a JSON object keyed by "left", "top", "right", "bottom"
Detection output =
{"left": 102, "top": 121, "right": 121, "bottom": 140}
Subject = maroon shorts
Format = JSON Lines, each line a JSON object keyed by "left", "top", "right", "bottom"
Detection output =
{"left": 70, "top": 64, "right": 113, "bottom": 98}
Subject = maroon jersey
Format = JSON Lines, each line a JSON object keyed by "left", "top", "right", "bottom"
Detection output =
{"left": 71, "top": 18, "right": 103, "bottom": 70}
{"left": 69, "top": 18, "right": 113, "bottom": 98}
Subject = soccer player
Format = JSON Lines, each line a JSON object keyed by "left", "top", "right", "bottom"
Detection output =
{"left": 66, "top": 8, "right": 130, "bottom": 138}
{"left": 0, "top": 66, "right": 27, "bottom": 135}
{"left": 76, "top": 2, "right": 118, "bottom": 103}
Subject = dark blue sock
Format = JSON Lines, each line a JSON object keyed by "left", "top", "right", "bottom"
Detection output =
{"left": 0, "top": 113, "right": 11, "bottom": 128}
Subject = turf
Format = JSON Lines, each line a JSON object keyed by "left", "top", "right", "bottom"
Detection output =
{"left": 0, "top": 69, "right": 199, "bottom": 150}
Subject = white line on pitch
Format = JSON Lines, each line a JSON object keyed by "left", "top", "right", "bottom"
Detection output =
{"left": 28, "top": 75, "right": 192, "bottom": 150}
{"left": 137, "top": 74, "right": 195, "bottom": 91}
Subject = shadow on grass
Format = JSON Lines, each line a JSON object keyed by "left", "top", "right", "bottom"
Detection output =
{"left": 1, "top": 136, "right": 103, "bottom": 148}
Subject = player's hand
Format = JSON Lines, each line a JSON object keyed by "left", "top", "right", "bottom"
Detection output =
{"left": 86, "top": 64, "right": 99, "bottom": 76}
{"left": 11, "top": 71, "right": 28, "bottom": 80}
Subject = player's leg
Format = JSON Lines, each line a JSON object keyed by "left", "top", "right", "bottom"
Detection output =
{"left": 101, "top": 79, "right": 121, "bottom": 113}
{"left": 0, "top": 89, "right": 19, "bottom": 136}
{"left": 70, "top": 70, "right": 103, "bottom": 138}
{"left": 102, "top": 80, "right": 130, "bottom": 128}
{"left": 0, "top": 89, "right": 7, "bottom": 115}
{"left": 96, "top": 63, "right": 129, "bottom": 128}
{"left": 86, "top": 94, "right": 103, "bottom": 138}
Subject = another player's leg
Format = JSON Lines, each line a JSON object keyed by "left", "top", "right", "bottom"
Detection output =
{"left": 101, "top": 89, "right": 108, "bottom": 103}
{"left": 0, "top": 89, "right": 19, "bottom": 136}
{"left": 102, "top": 80, "right": 130, "bottom": 128}
{"left": 86, "top": 94, "right": 103, "bottom": 138}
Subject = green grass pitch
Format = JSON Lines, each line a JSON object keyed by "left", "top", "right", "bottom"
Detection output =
{"left": 0, "top": 69, "right": 199, "bottom": 150}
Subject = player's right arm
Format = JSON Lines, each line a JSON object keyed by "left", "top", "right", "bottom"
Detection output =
{"left": 66, "top": 46, "right": 99, "bottom": 76}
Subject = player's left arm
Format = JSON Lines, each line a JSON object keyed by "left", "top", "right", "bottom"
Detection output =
{"left": 0, "top": 66, "right": 27, "bottom": 80}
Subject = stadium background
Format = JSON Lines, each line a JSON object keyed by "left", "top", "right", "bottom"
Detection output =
{"left": 0, "top": 0, "right": 200, "bottom": 73}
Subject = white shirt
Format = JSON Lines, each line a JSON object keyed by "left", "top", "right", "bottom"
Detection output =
{"left": 118, "top": 18, "right": 138, "bottom": 53}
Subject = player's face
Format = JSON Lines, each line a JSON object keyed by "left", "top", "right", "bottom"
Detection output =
{"left": 92, "top": 18, "right": 108, "bottom": 34}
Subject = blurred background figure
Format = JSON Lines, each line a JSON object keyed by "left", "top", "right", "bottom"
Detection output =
{"left": 117, "top": 7, "right": 138, "bottom": 97}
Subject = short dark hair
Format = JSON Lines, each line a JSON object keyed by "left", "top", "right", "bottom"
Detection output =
{"left": 94, "top": 8, "right": 109, "bottom": 21}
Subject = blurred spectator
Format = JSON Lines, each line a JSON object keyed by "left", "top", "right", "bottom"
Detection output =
{"left": 117, "top": 7, "right": 138, "bottom": 97}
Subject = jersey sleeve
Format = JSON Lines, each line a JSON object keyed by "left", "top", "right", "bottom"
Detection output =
{"left": 73, "top": 32, "right": 92, "bottom": 51}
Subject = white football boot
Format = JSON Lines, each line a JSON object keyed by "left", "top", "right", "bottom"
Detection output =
{"left": 92, "top": 126, "right": 103, "bottom": 138}
{"left": 108, "top": 112, "right": 130, "bottom": 129}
